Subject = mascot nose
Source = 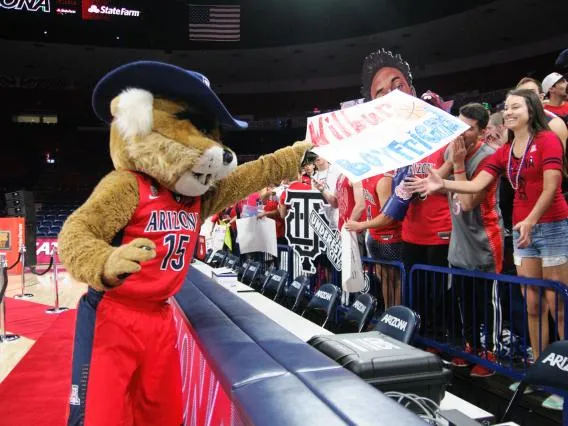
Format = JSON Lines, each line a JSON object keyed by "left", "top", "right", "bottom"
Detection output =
{"left": 222, "top": 149, "right": 234, "bottom": 165}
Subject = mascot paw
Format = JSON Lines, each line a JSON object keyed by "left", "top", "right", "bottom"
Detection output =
{"left": 103, "top": 238, "right": 156, "bottom": 287}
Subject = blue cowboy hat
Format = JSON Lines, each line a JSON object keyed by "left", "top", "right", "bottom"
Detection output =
{"left": 92, "top": 61, "right": 247, "bottom": 129}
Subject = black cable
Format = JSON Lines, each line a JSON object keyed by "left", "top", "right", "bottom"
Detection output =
{"left": 29, "top": 256, "right": 54, "bottom": 276}
{"left": 0, "top": 266, "right": 8, "bottom": 303}
{"left": 7, "top": 253, "right": 21, "bottom": 270}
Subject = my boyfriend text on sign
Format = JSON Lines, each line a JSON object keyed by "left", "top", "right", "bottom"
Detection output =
{"left": 305, "top": 90, "right": 469, "bottom": 182}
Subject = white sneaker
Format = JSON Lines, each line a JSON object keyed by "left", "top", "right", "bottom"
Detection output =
{"left": 542, "top": 394, "right": 564, "bottom": 411}
{"left": 508, "top": 381, "right": 534, "bottom": 394}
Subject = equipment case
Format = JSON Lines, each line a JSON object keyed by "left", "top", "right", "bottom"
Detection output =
{"left": 308, "top": 331, "right": 452, "bottom": 404}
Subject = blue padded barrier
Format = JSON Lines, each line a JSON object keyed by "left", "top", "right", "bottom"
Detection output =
{"left": 174, "top": 267, "right": 425, "bottom": 426}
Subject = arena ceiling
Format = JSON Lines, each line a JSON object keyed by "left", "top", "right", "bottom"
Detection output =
{"left": 0, "top": 0, "right": 567, "bottom": 93}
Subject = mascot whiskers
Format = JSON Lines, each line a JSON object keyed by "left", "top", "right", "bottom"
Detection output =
{"left": 58, "top": 61, "right": 311, "bottom": 425}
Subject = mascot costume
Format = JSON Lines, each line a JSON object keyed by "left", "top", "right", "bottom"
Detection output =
{"left": 58, "top": 61, "right": 311, "bottom": 425}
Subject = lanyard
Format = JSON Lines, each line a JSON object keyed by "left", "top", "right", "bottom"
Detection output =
{"left": 507, "top": 134, "right": 533, "bottom": 191}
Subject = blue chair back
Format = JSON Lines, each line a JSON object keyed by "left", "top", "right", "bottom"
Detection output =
{"left": 302, "top": 284, "right": 341, "bottom": 330}
{"left": 374, "top": 305, "right": 421, "bottom": 344}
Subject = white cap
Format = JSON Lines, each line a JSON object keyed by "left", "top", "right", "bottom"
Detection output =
{"left": 542, "top": 72, "right": 564, "bottom": 95}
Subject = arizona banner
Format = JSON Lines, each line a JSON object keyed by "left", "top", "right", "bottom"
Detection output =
{"left": 283, "top": 190, "right": 341, "bottom": 274}
{"left": 306, "top": 90, "right": 469, "bottom": 182}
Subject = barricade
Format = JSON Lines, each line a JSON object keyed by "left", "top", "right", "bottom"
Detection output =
{"left": 408, "top": 264, "right": 568, "bottom": 382}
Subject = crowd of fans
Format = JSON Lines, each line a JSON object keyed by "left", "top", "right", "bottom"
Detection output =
{"left": 211, "top": 48, "right": 568, "bottom": 411}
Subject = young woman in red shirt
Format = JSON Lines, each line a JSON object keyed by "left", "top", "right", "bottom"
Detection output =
{"left": 406, "top": 89, "right": 568, "bottom": 396}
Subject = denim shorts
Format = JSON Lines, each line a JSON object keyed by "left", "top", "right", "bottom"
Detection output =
{"left": 513, "top": 219, "right": 568, "bottom": 267}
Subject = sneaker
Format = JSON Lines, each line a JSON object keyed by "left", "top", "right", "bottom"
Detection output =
{"left": 508, "top": 381, "right": 534, "bottom": 394}
{"left": 470, "top": 352, "right": 496, "bottom": 378}
{"left": 542, "top": 394, "right": 564, "bottom": 410}
{"left": 451, "top": 343, "right": 473, "bottom": 367}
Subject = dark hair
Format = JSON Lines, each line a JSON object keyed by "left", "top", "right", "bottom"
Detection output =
{"left": 516, "top": 77, "right": 543, "bottom": 94}
{"left": 505, "top": 89, "right": 550, "bottom": 141}
{"left": 361, "top": 48, "right": 413, "bottom": 101}
{"left": 459, "top": 103, "right": 490, "bottom": 130}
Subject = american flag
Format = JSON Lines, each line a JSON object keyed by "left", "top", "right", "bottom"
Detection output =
{"left": 189, "top": 4, "right": 240, "bottom": 42}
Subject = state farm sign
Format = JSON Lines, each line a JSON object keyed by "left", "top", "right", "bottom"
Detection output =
{"left": 82, "top": 1, "right": 141, "bottom": 20}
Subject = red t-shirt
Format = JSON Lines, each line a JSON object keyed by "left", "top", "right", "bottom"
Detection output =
{"left": 109, "top": 173, "right": 201, "bottom": 303}
{"left": 279, "top": 181, "right": 312, "bottom": 204}
{"left": 544, "top": 103, "right": 568, "bottom": 119}
{"left": 483, "top": 130, "right": 568, "bottom": 225}
{"left": 336, "top": 174, "right": 359, "bottom": 231}
{"left": 402, "top": 148, "right": 452, "bottom": 245}
{"left": 264, "top": 199, "right": 285, "bottom": 238}
{"left": 362, "top": 173, "right": 402, "bottom": 243}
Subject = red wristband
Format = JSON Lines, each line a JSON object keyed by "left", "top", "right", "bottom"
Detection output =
{"left": 454, "top": 169, "right": 465, "bottom": 175}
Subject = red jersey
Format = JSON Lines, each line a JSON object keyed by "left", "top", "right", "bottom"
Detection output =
{"left": 264, "top": 199, "right": 285, "bottom": 238}
{"left": 336, "top": 174, "right": 359, "bottom": 231}
{"left": 483, "top": 130, "right": 568, "bottom": 225}
{"left": 107, "top": 173, "right": 201, "bottom": 303}
{"left": 544, "top": 102, "right": 568, "bottom": 119}
{"left": 402, "top": 149, "right": 452, "bottom": 245}
{"left": 362, "top": 174, "right": 402, "bottom": 243}
{"left": 279, "top": 181, "right": 312, "bottom": 204}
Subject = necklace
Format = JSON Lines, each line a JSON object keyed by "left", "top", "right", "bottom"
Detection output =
{"left": 507, "top": 134, "right": 533, "bottom": 191}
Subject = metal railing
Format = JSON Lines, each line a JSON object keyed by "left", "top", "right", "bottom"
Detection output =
{"left": 409, "top": 264, "right": 568, "bottom": 381}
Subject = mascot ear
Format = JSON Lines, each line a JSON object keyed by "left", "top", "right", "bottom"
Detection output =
{"left": 110, "top": 88, "right": 154, "bottom": 139}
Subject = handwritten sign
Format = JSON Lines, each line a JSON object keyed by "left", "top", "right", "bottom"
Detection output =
{"left": 305, "top": 90, "right": 469, "bottom": 182}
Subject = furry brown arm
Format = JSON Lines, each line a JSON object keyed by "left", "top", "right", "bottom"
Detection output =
{"left": 58, "top": 170, "right": 139, "bottom": 290}
{"left": 200, "top": 141, "right": 311, "bottom": 218}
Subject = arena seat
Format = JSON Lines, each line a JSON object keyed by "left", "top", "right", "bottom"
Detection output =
{"left": 208, "top": 250, "right": 228, "bottom": 268}
{"left": 241, "top": 261, "right": 261, "bottom": 286}
{"left": 236, "top": 259, "right": 250, "bottom": 281}
{"left": 261, "top": 269, "right": 288, "bottom": 302}
{"left": 175, "top": 268, "right": 425, "bottom": 426}
{"left": 302, "top": 284, "right": 341, "bottom": 330}
{"left": 501, "top": 340, "right": 568, "bottom": 422}
{"left": 374, "top": 305, "right": 421, "bottom": 344}
{"left": 335, "top": 293, "right": 377, "bottom": 334}
{"left": 203, "top": 249, "right": 214, "bottom": 264}
{"left": 223, "top": 254, "right": 240, "bottom": 270}
{"left": 283, "top": 275, "right": 311, "bottom": 313}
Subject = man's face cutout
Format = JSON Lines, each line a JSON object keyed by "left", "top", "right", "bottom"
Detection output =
{"left": 370, "top": 67, "right": 413, "bottom": 100}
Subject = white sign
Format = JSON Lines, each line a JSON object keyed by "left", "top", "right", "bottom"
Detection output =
{"left": 236, "top": 217, "right": 277, "bottom": 257}
{"left": 306, "top": 90, "right": 469, "bottom": 183}
{"left": 284, "top": 190, "right": 341, "bottom": 274}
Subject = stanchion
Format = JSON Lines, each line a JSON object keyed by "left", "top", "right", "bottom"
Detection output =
{"left": 45, "top": 246, "right": 68, "bottom": 314}
{"left": 0, "top": 253, "right": 20, "bottom": 343}
{"left": 13, "top": 244, "right": 33, "bottom": 299}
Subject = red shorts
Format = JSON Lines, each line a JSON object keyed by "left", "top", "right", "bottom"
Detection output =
{"left": 67, "top": 289, "right": 183, "bottom": 426}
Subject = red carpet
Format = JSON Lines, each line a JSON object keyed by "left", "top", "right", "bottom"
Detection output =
{"left": 4, "top": 297, "right": 59, "bottom": 340}
{"left": 0, "top": 309, "right": 76, "bottom": 425}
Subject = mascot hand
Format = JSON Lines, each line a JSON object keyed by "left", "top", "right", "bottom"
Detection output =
{"left": 381, "top": 166, "right": 415, "bottom": 221}
{"left": 102, "top": 238, "right": 156, "bottom": 287}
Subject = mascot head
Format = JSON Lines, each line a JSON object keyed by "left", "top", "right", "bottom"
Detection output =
{"left": 92, "top": 61, "right": 246, "bottom": 196}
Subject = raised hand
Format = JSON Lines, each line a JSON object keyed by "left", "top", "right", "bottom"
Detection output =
{"left": 449, "top": 136, "right": 467, "bottom": 166}
{"left": 404, "top": 169, "right": 444, "bottom": 196}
